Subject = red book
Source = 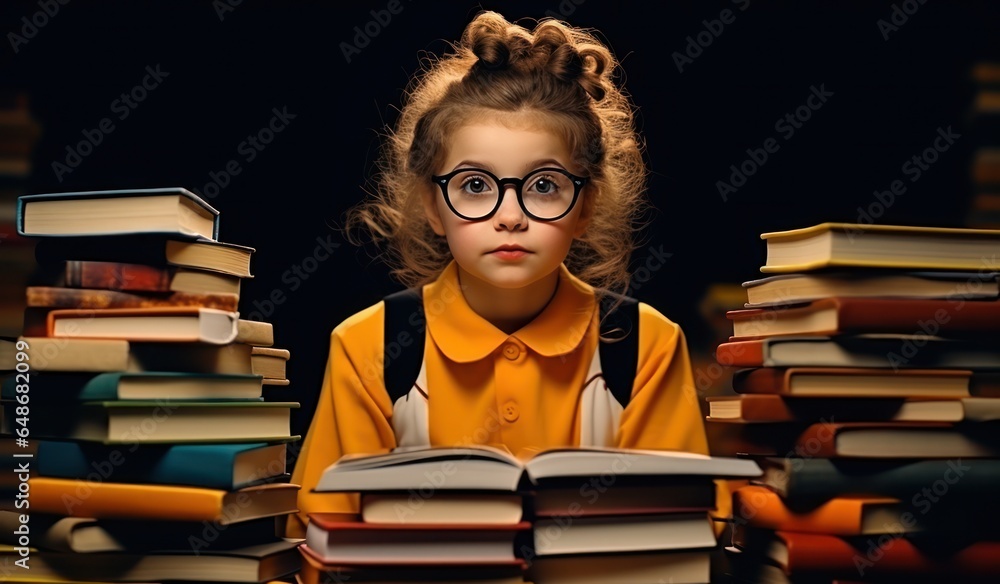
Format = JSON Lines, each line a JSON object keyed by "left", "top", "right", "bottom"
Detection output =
{"left": 727, "top": 297, "right": 1000, "bottom": 339}
{"left": 26, "top": 286, "right": 239, "bottom": 312}
{"left": 30, "top": 259, "right": 241, "bottom": 296}
{"left": 731, "top": 367, "right": 971, "bottom": 398}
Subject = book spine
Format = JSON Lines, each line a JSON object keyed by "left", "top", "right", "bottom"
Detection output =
{"left": 716, "top": 341, "right": 764, "bottom": 367}
{"left": 732, "top": 368, "right": 788, "bottom": 394}
{"left": 736, "top": 395, "right": 795, "bottom": 421}
{"left": 73, "top": 261, "right": 174, "bottom": 291}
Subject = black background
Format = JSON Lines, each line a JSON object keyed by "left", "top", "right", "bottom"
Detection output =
{"left": 2, "top": 0, "right": 998, "bottom": 446}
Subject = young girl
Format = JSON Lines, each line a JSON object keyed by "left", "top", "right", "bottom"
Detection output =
{"left": 285, "top": 11, "right": 725, "bottom": 539}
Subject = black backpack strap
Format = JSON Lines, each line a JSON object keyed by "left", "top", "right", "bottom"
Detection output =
{"left": 597, "top": 292, "right": 640, "bottom": 409}
{"left": 383, "top": 288, "right": 425, "bottom": 404}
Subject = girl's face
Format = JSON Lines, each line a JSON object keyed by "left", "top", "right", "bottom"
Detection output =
{"left": 422, "top": 119, "right": 591, "bottom": 292}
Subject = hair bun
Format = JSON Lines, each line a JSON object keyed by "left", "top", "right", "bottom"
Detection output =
{"left": 471, "top": 34, "right": 511, "bottom": 70}
{"left": 463, "top": 12, "right": 531, "bottom": 71}
{"left": 460, "top": 12, "right": 612, "bottom": 101}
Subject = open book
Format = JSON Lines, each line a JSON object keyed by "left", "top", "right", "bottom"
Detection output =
{"left": 314, "top": 445, "right": 761, "bottom": 493}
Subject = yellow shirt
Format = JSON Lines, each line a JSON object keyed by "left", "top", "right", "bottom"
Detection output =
{"left": 285, "top": 261, "right": 728, "bottom": 538}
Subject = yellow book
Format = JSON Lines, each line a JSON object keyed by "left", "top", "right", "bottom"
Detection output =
{"left": 760, "top": 222, "right": 1000, "bottom": 273}
{"left": 22, "top": 477, "right": 298, "bottom": 524}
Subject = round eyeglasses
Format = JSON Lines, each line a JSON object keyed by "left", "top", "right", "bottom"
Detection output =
{"left": 430, "top": 167, "right": 589, "bottom": 221}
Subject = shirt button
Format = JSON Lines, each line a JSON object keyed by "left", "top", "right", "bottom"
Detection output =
{"left": 502, "top": 401, "right": 519, "bottom": 422}
{"left": 502, "top": 343, "right": 520, "bottom": 360}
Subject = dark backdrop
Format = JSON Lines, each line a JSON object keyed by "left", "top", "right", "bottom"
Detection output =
{"left": 2, "top": 0, "right": 998, "bottom": 448}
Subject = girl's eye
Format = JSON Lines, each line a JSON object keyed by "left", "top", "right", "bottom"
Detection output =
{"left": 461, "top": 177, "right": 491, "bottom": 195}
{"left": 530, "top": 176, "right": 558, "bottom": 195}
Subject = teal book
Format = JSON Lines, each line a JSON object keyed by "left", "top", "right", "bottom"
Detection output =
{"left": 37, "top": 440, "right": 289, "bottom": 490}
{"left": 17, "top": 187, "right": 220, "bottom": 239}
{"left": 1, "top": 371, "right": 264, "bottom": 401}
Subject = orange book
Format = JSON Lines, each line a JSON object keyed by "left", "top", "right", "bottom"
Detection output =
{"left": 24, "top": 477, "right": 299, "bottom": 523}
{"left": 732, "top": 485, "right": 907, "bottom": 535}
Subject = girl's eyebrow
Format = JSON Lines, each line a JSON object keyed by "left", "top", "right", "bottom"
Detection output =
{"left": 522, "top": 159, "right": 567, "bottom": 173}
{"left": 453, "top": 160, "right": 494, "bottom": 172}
{"left": 451, "top": 159, "right": 569, "bottom": 174}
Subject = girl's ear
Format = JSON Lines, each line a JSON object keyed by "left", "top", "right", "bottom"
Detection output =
{"left": 421, "top": 185, "right": 447, "bottom": 236}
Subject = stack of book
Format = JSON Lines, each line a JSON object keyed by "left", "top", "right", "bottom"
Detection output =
{"left": 0, "top": 187, "right": 301, "bottom": 583}
{"left": 965, "top": 62, "right": 1000, "bottom": 229}
{"left": 0, "top": 92, "right": 43, "bottom": 335}
{"left": 706, "top": 222, "right": 1000, "bottom": 583}
{"left": 308, "top": 444, "right": 761, "bottom": 584}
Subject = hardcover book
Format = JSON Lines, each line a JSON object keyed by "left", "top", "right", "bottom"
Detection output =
{"left": 730, "top": 367, "right": 971, "bottom": 397}
{"left": 29, "top": 259, "right": 242, "bottom": 296}
{"left": 16, "top": 187, "right": 219, "bottom": 240}
{"left": 305, "top": 513, "right": 530, "bottom": 564}
{"left": 754, "top": 456, "right": 1000, "bottom": 502}
{"left": 19, "top": 336, "right": 255, "bottom": 374}
{"left": 728, "top": 296, "right": 1000, "bottom": 338}
{"left": 34, "top": 233, "right": 255, "bottom": 277}
{"left": 716, "top": 335, "right": 1000, "bottom": 370}
{"left": 16, "top": 400, "right": 299, "bottom": 443}
{"left": 706, "top": 394, "right": 1000, "bottom": 423}
{"left": 45, "top": 306, "right": 240, "bottom": 344}
{"left": 35, "top": 440, "right": 287, "bottom": 490}
{"left": 741, "top": 271, "right": 999, "bottom": 307}
{"left": 732, "top": 485, "right": 914, "bottom": 536}
{"left": 760, "top": 222, "right": 1000, "bottom": 273}
{"left": 19, "top": 478, "right": 300, "bottom": 523}
{"left": 26, "top": 285, "right": 239, "bottom": 312}
{"left": 315, "top": 445, "right": 761, "bottom": 493}
{"left": 0, "top": 539, "right": 300, "bottom": 582}
{"left": 1, "top": 371, "right": 264, "bottom": 401}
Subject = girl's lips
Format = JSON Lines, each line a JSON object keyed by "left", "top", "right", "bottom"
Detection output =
{"left": 489, "top": 249, "right": 530, "bottom": 260}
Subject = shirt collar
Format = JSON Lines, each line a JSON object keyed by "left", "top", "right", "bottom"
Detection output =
{"left": 423, "top": 261, "right": 597, "bottom": 363}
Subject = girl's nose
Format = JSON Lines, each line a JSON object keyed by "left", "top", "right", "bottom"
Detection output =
{"left": 493, "top": 185, "right": 526, "bottom": 231}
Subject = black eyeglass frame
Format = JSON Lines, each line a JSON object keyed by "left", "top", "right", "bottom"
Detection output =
{"left": 430, "top": 166, "right": 589, "bottom": 222}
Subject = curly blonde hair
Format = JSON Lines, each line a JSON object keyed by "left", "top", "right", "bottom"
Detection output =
{"left": 346, "top": 11, "right": 648, "bottom": 293}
